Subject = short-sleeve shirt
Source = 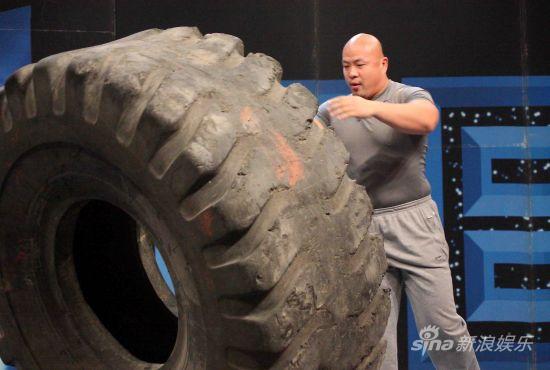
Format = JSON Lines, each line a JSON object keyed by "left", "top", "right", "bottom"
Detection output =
{"left": 315, "top": 80, "right": 435, "bottom": 209}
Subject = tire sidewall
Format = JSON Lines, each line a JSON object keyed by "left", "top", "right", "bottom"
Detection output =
{"left": 0, "top": 117, "right": 224, "bottom": 369}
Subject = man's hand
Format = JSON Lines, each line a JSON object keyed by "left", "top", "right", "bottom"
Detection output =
{"left": 327, "top": 96, "right": 380, "bottom": 120}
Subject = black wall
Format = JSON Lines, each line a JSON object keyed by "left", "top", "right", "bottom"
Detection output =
{"left": 2, "top": 0, "right": 549, "bottom": 80}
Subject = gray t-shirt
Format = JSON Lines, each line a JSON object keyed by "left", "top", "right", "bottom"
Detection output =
{"left": 315, "top": 80, "right": 435, "bottom": 209}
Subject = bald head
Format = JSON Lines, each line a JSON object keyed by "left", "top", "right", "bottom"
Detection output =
{"left": 341, "top": 33, "right": 389, "bottom": 99}
{"left": 344, "top": 33, "right": 384, "bottom": 59}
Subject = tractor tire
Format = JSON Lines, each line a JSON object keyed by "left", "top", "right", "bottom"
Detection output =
{"left": 0, "top": 27, "right": 389, "bottom": 370}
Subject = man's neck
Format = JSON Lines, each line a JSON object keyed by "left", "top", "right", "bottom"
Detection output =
{"left": 370, "top": 78, "right": 390, "bottom": 100}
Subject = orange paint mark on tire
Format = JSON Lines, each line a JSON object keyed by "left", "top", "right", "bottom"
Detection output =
{"left": 240, "top": 106, "right": 260, "bottom": 133}
{"left": 275, "top": 163, "right": 286, "bottom": 182}
{"left": 240, "top": 106, "right": 252, "bottom": 122}
{"left": 199, "top": 209, "right": 214, "bottom": 238}
{"left": 272, "top": 131, "right": 304, "bottom": 187}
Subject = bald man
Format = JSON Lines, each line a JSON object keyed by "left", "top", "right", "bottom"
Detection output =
{"left": 314, "top": 34, "right": 480, "bottom": 370}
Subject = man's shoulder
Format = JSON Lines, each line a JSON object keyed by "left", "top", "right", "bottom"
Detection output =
{"left": 386, "top": 80, "right": 434, "bottom": 104}
{"left": 388, "top": 80, "right": 424, "bottom": 95}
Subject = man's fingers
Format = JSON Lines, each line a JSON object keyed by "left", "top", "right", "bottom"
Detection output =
{"left": 327, "top": 102, "right": 340, "bottom": 113}
{"left": 332, "top": 107, "right": 352, "bottom": 120}
{"left": 328, "top": 96, "right": 349, "bottom": 109}
{"left": 329, "top": 106, "right": 344, "bottom": 116}
{"left": 328, "top": 101, "right": 349, "bottom": 114}
{"left": 327, "top": 96, "right": 356, "bottom": 120}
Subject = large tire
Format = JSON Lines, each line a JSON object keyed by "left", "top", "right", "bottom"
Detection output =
{"left": 0, "top": 27, "right": 389, "bottom": 370}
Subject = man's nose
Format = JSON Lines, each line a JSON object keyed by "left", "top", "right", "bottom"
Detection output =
{"left": 348, "top": 66, "right": 358, "bottom": 78}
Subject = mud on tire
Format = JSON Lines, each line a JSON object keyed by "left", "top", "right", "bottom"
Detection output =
{"left": 0, "top": 27, "right": 389, "bottom": 370}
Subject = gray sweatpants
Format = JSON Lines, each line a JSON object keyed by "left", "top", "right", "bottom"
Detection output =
{"left": 368, "top": 195, "right": 480, "bottom": 370}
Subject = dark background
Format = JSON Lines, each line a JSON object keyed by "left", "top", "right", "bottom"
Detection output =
{"left": 2, "top": 0, "right": 549, "bottom": 81}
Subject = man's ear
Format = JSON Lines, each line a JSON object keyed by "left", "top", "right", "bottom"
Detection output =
{"left": 382, "top": 56, "right": 389, "bottom": 71}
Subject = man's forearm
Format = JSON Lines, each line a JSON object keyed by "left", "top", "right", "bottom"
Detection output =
{"left": 327, "top": 96, "right": 440, "bottom": 135}
{"left": 372, "top": 100, "right": 439, "bottom": 135}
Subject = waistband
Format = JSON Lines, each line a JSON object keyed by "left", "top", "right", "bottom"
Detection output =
{"left": 373, "top": 195, "right": 432, "bottom": 215}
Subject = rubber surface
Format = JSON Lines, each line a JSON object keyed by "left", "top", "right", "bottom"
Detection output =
{"left": 0, "top": 27, "right": 389, "bottom": 369}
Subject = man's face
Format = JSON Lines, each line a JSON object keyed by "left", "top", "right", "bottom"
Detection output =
{"left": 342, "top": 42, "right": 388, "bottom": 99}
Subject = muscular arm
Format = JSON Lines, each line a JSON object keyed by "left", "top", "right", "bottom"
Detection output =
{"left": 327, "top": 96, "right": 439, "bottom": 135}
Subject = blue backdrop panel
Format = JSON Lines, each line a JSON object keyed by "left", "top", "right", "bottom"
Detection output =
{"left": 403, "top": 76, "right": 550, "bottom": 370}
{"left": 462, "top": 126, "right": 549, "bottom": 217}
{"left": 0, "top": 6, "right": 30, "bottom": 370}
{"left": 464, "top": 230, "right": 549, "bottom": 323}
{"left": 0, "top": 6, "right": 30, "bottom": 85}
